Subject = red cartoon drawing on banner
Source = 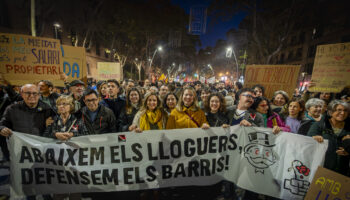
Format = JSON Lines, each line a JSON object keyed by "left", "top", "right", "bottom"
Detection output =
{"left": 283, "top": 160, "right": 311, "bottom": 196}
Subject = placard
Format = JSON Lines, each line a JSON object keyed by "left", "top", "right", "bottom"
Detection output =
{"left": 309, "top": 42, "right": 350, "bottom": 93}
{"left": 244, "top": 65, "right": 300, "bottom": 98}
{"left": 97, "top": 62, "right": 121, "bottom": 81}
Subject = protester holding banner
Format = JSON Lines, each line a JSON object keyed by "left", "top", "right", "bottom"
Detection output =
{"left": 44, "top": 95, "right": 88, "bottom": 139}
{"left": 307, "top": 100, "right": 350, "bottom": 175}
{"left": 251, "top": 96, "right": 289, "bottom": 133}
{"left": 118, "top": 87, "right": 142, "bottom": 132}
{"left": 81, "top": 89, "right": 117, "bottom": 134}
{"left": 166, "top": 87, "right": 209, "bottom": 129}
{"left": 283, "top": 98, "right": 305, "bottom": 133}
{"left": 226, "top": 88, "right": 264, "bottom": 127}
{"left": 297, "top": 98, "right": 325, "bottom": 135}
{"left": 132, "top": 92, "right": 167, "bottom": 132}
{"left": 0, "top": 84, "right": 54, "bottom": 138}
{"left": 163, "top": 92, "right": 178, "bottom": 115}
{"left": 204, "top": 93, "right": 229, "bottom": 127}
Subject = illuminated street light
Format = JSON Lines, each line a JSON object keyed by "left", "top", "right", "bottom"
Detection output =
{"left": 149, "top": 46, "right": 163, "bottom": 69}
{"left": 53, "top": 22, "right": 61, "bottom": 39}
{"left": 226, "top": 46, "right": 239, "bottom": 80}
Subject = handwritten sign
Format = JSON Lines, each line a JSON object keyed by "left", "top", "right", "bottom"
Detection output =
{"left": 0, "top": 33, "right": 61, "bottom": 85}
{"left": 97, "top": 62, "right": 121, "bottom": 81}
{"left": 59, "top": 45, "right": 87, "bottom": 86}
{"left": 309, "top": 42, "right": 350, "bottom": 93}
{"left": 244, "top": 65, "right": 300, "bottom": 98}
{"left": 0, "top": 33, "right": 87, "bottom": 86}
{"left": 304, "top": 166, "right": 350, "bottom": 200}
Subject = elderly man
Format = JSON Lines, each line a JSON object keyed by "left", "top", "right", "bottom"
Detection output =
{"left": 69, "top": 80, "right": 85, "bottom": 112}
{"left": 0, "top": 84, "right": 53, "bottom": 137}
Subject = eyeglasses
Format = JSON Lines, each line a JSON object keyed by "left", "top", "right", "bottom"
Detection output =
{"left": 241, "top": 94, "right": 254, "bottom": 99}
{"left": 85, "top": 98, "right": 98, "bottom": 103}
{"left": 22, "top": 92, "right": 39, "bottom": 96}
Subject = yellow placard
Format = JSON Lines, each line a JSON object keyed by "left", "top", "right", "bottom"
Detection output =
{"left": 309, "top": 42, "right": 350, "bottom": 93}
{"left": 244, "top": 65, "right": 301, "bottom": 98}
{"left": 97, "top": 62, "right": 121, "bottom": 81}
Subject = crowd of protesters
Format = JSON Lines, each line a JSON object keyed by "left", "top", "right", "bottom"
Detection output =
{"left": 0, "top": 74, "right": 349, "bottom": 200}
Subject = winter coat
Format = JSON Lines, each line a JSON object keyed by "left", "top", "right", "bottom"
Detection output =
{"left": 44, "top": 114, "right": 89, "bottom": 138}
{"left": 266, "top": 112, "right": 291, "bottom": 132}
{"left": 100, "top": 96, "right": 126, "bottom": 131}
{"left": 226, "top": 107, "right": 264, "bottom": 127}
{"left": 81, "top": 105, "right": 117, "bottom": 135}
{"left": 118, "top": 106, "right": 139, "bottom": 132}
{"left": 166, "top": 106, "right": 208, "bottom": 129}
{"left": 0, "top": 101, "right": 54, "bottom": 136}
{"left": 205, "top": 112, "right": 229, "bottom": 127}
{"left": 40, "top": 92, "right": 60, "bottom": 113}
{"left": 307, "top": 116, "right": 350, "bottom": 175}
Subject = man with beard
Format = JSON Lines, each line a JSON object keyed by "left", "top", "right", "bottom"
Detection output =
{"left": 218, "top": 81, "right": 228, "bottom": 96}
{"left": 227, "top": 88, "right": 264, "bottom": 127}
{"left": 69, "top": 80, "right": 86, "bottom": 112}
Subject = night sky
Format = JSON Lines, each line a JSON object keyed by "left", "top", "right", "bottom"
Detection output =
{"left": 171, "top": 0, "right": 246, "bottom": 49}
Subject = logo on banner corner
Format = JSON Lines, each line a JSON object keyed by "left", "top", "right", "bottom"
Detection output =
{"left": 283, "top": 160, "right": 310, "bottom": 196}
{"left": 243, "top": 132, "right": 277, "bottom": 174}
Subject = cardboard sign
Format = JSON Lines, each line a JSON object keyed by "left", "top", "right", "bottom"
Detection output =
{"left": 97, "top": 62, "right": 121, "bottom": 81}
{"left": 0, "top": 33, "right": 87, "bottom": 87}
{"left": 0, "top": 33, "right": 61, "bottom": 85}
{"left": 304, "top": 166, "right": 350, "bottom": 200}
{"left": 59, "top": 45, "right": 87, "bottom": 86}
{"left": 310, "top": 42, "right": 350, "bottom": 93}
{"left": 244, "top": 65, "right": 301, "bottom": 98}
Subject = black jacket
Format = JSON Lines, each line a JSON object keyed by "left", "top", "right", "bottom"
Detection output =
{"left": 44, "top": 114, "right": 89, "bottom": 138}
{"left": 81, "top": 105, "right": 117, "bottom": 135}
{"left": 0, "top": 101, "right": 54, "bottom": 136}
{"left": 118, "top": 106, "right": 139, "bottom": 132}
{"left": 307, "top": 116, "right": 350, "bottom": 175}
{"left": 205, "top": 112, "right": 229, "bottom": 127}
{"left": 100, "top": 96, "right": 126, "bottom": 131}
{"left": 40, "top": 92, "right": 60, "bottom": 113}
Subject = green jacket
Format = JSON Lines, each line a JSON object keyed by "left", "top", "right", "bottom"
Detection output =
{"left": 307, "top": 116, "right": 350, "bottom": 175}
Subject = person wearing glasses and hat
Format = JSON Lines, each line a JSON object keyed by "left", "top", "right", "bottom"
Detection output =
{"left": 69, "top": 79, "right": 86, "bottom": 112}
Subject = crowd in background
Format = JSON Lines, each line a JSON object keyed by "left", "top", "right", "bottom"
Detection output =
{"left": 0, "top": 75, "right": 349, "bottom": 200}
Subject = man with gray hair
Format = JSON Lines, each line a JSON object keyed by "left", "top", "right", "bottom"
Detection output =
{"left": 0, "top": 84, "right": 53, "bottom": 138}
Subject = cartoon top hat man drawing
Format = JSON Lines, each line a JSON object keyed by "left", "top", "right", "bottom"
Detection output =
{"left": 244, "top": 132, "right": 278, "bottom": 174}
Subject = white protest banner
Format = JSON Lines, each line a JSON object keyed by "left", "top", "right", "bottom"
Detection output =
{"left": 207, "top": 76, "right": 215, "bottom": 84}
{"left": 9, "top": 126, "right": 327, "bottom": 199}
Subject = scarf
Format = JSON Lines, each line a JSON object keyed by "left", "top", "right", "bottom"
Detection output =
{"left": 139, "top": 108, "right": 163, "bottom": 130}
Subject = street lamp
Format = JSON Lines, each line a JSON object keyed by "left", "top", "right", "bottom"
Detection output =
{"left": 226, "top": 47, "right": 239, "bottom": 80}
{"left": 53, "top": 23, "right": 61, "bottom": 39}
{"left": 149, "top": 46, "right": 163, "bottom": 69}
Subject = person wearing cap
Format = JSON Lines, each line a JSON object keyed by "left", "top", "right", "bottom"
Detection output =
{"left": 100, "top": 79, "right": 126, "bottom": 132}
{"left": 69, "top": 80, "right": 86, "bottom": 112}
